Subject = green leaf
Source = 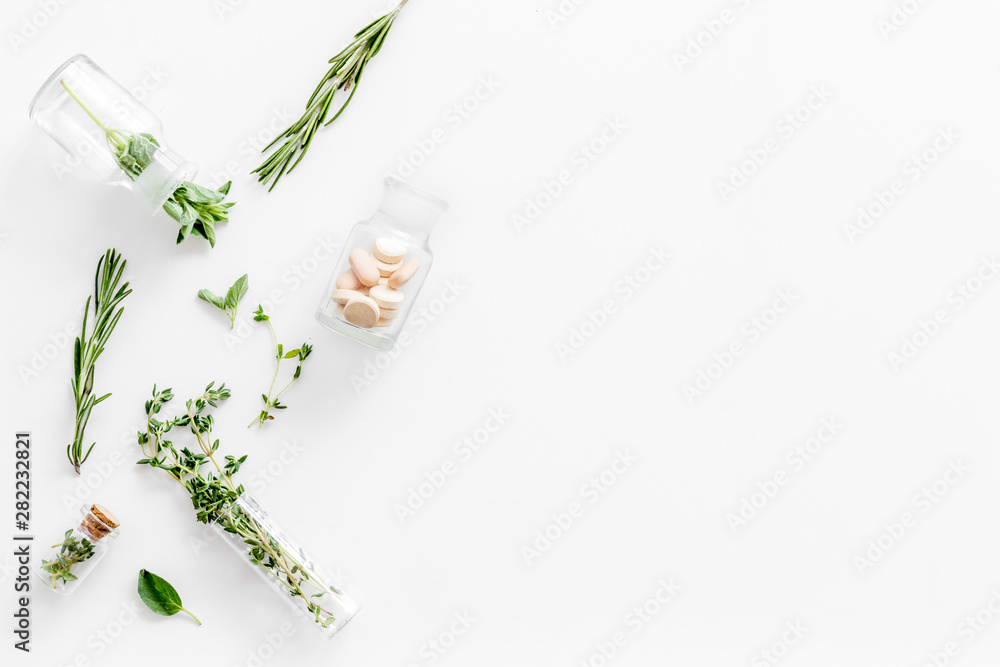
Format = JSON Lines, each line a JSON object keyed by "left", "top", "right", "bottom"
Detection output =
{"left": 225, "top": 274, "right": 249, "bottom": 310}
{"left": 178, "top": 181, "right": 225, "bottom": 205}
{"left": 137, "top": 132, "right": 160, "bottom": 148}
{"left": 233, "top": 274, "right": 249, "bottom": 303}
{"left": 161, "top": 198, "right": 186, "bottom": 225}
{"left": 137, "top": 570, "right": 181, "bottom": 615}
{"left": 127, "top": 133, "right": 158, "bottom": 170}
{"left": 197, "top": 289, "right": 226, "bottom": 310}
{"left": 137, "top": 569, "right": 201, "bottom": 625}
{"left": 283, "top": 349, "right": 300, "bottom": 359}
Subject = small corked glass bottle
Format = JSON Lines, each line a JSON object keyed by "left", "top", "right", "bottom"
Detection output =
{"left": 36, "top": 504, "right": 120, "bottom": 595}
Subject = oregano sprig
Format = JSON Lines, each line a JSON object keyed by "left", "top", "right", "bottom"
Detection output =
{"left": 198, "top": 274, "right": 249, "bottom": 328}
{"left": 69, "top": 249, "right": 132, "bottom": 474}
{"left": 249, "top": 306, "right": 312, "bottom": 428}
{"left": 251, "top": 0, "right": 411, "bottom": 190}
{"left": 60, "top": 79, "right": 234, "bottom": 246}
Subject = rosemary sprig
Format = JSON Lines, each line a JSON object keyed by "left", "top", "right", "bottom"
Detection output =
{"left": 249, "top": 306, "right": 312, "bottom": 428}
{"left": 252, "top": 0, "right": 410, "bottom": 190}
{"left": 40, "top": 530, "right": 96, "bottom": 588}
{"left": 60, "top": 79, "right": 234, "bottom": 246}
{"left": 69, "top": 249, "right": 132, "bottom": 474}
{"left": 136, "top": 384, "right": 342, "bottom": 628}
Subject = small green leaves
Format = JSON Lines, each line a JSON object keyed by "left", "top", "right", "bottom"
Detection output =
{"left": 39, "top": 530, "right": 96, "bottom": 589}
{"left": 198, "top": 274, "right": 249, "bottom": 328}
{"left": 137, "top": 569, "right": 201, "bottom": 625}
{"left": 249, "top": 307, "right": 312, "bottom": 428}
{"left": 164, "top": 180, "right": 234, "bottom": 248}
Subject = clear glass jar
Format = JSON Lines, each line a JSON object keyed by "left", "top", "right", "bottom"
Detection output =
{"left": 29, "top": 53, "right": 197, "bottom": 212}
{"left": 316, "top": 175, "right": 449, "bottom": 350}
{"left": 212, "top": 494, "right": 360, "bottom": 639}
{"left": 35, "top": 504, "right": 119, "bottom": 596}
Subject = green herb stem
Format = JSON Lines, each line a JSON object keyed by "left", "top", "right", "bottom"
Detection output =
{"left": 59, "top": 79, "right": 128, "bottom": 152}
{"left": 251, "top": 1, "right": 409, "bottom": 190}
{"left": 249, "top": 306, "right": 311, "bottom": 428}
{"left": 69, "top": 249, "right": 131, "bottom": 473}
{"left": 180, "top": 607, "right": 202, "bottom": 625}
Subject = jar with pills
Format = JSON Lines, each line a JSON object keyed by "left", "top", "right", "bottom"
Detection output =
{"left": 316, "top": 175, "right": 449, "bottom": 350}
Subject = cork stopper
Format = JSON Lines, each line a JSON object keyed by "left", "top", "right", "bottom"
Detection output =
{"left": 79, "top": 504, "right": 119, "bottom": 541}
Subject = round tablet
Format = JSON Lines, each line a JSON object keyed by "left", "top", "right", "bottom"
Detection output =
{"left": 369, "top": 285, "right": 404, "bottom": 310}
{"left": 378, "top": 277, "right": 389, "bottom": 286}
{"left": 374, "top": 317, "right": 395, "bottom": 327}
{"left": 343, "top": 296, "right": 380, "bottom": 328}
{"left": 373, "top": 255, "right": 401, "bottom": 277}
{"left": 378, "top": 306, "right": 400, "bottom": 320}
{"left": 336, "top": 269, "right": 362, "bottom": 290}
{"left": 388, "top": 258, "right": 419, "bottom": 289}
{"left": 373, "top": 237, "right": 407, "bottom": 263}
{"left": 349, "top": 248, "right": 380, "bottom": 286}
{"left": 332, "top": 289, "right": 364, "bottom": 305}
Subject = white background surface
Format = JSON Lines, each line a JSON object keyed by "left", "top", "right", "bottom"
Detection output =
{"left": 2, "top": 0, "right": 1000, "bottom": 665}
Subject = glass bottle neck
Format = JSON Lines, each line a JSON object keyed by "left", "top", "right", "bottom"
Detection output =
{"left": 377, "top": 176, "right": 449, "bottom": 242}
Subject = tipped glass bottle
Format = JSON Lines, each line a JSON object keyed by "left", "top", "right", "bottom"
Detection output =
{"left": 29, "top": 54, "right": 196, "bottom": 212}
{"left": 212, "top": 494, "right": 360, "bottom": 638}
{"left": 29, "top": 54, "right": 233, "bottom": 246}
{"left": 35, "top": 504, "right": 120, "bottom": 595}
{"left": 316, "top": 176, "right": 449, "bottom": 350}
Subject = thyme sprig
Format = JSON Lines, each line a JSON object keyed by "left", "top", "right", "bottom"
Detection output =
{"left": 136, "top": 384, "right": 341, "bottom": 628}
{"left": 60, "top": 79, "right": 234, "bottom": 246}
{"left": 40, "top": 530, "right": 96, "bottom": 588}
{"left": 249, "top": 306, "right": 312, "bottom": 428}
{"left": 69, "top": 249, "right": 132, "bottom": 473}
{"left": 252, "top": 0, "right": 410, "bottom": 190}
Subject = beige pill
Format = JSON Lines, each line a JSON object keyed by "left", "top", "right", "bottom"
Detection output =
{"left": 374, "top": 317, "right": 395, "bottom": 327}
{"left": 343, "top": 296, "right": 380, "bottom": 328}
{"left": 373, "top": 255, "right": 401, "bottom": 277}
{"left": 349, "top": 249, "right": 380, "bottom": 286}
{"left": 378, "top": 277, "right": 389, "bottom": 286}
{"left": 373, "top": 237, "right": 407, "bottom": 263}
{"left": 388, "top": 258, "right": 419, "bottom": 289}
{"left": 378, "top": 306, "right": 400, "bottom": 320}
{"left": 369, "top": 284, "right": 404, "bottom": 310}
{"left": 336, "top": 269, "right": 362, "bottom": 290}
{"left": 332, "top": 289, "right": 364, "bottom": 305}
